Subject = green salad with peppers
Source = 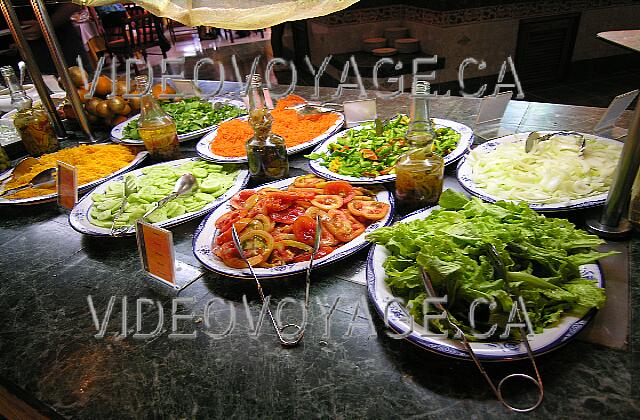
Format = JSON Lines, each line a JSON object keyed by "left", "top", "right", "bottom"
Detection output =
{"left": 122, "top": 98, "right": 244, "bottom": 140}
{"left": 306, "top": 115, "right": 461, "bottom": 178}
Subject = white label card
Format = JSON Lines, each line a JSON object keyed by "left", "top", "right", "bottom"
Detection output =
{"left": 594, "top": 89, "right": 639, "bottom": 132}
{"left": 343, "top": 99, "right": 377, "bottom": 126}
{"left": 475, "top": 91, "right": 512, "bottom": 125}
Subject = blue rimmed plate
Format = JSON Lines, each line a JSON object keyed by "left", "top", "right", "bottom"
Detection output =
{"left": 0, "top": 147, "right": 149, "bottom": 206}
{"left": 69, "top": 157, "right": 249, "bottom": 236}
{"left": 308, "top": 118, "right": 473, "bottom": 184}
{"left": 456, "top": 131, "right": 622, "bottom": 212}
{"left": 366, "top": 206, "right": 603, "bottom": 361}
{"left": 193, "top": 176, "right": 394, "bottom": 279}
{"left": 195, "top": 112, "right": 345, "bottom": 163}
{"left": 110, "top": 98, "right": 246, "bottom": 144}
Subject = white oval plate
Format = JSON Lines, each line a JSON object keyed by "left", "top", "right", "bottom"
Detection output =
{"left": 193, "top": 176, "right": 394, "bottom": 279}
{"left": 308, "top": 118, "right": 473, "bottom": 184}
{"left": 195, "top": 112, "right": 345, "bottom": 163}
{"left": 367, "top": 206, "right": 604, "bottom": 361}
{"left": 456, "top": 132, "right": 622, "bottom": 212}
{"left": 69, "top": 157, "right": 249, "bottom": 236}
{"left": 110, "top": 98, "right": 246, "bottom": 144}
{"left": 0, "top": 147, "right": 149, "bottom": 206}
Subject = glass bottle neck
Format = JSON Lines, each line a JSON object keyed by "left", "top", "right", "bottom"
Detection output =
{"left": 406, "top": 95, "right": 435, "bottom": 148}
{"left": 1, "top": 68, "right": 32, "bottom": 111}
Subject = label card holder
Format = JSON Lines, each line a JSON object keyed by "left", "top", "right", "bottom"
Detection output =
{"left": 593, "top": 89, "right": 639, "bottom": 135}
{"left": 475, "top": 91, "right": 512, "bottom": 125}
{"left": 172, "top": 79, "right": 200, "bottom": 97}
{"left": 343, "top": 99, "right": 377, "bottom": 128}
{"left": 56, "top": 161, "right": 77, "bottom": 210}
{"left": 135, "top": 221, "right": 202, "bottom": 292}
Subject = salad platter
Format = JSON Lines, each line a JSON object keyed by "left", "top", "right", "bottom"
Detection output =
{"left": 110, "top": 98, "right": 245, "bottom": 144}
{"left": 0, "top": 145, "right": 148, "bottom": 206}
{"left": 366, "top": 190, "right": 612, "bottom": 360}
{"left": 457, "top": 131, "right": 623, "bottom": 211}
{"left": 69, "top": 158, "right": 249, "bottom": 236}
{"left": 307, "top": 116, "right": 473, "bottom": 184}
{"left": 195, "top": 113, "right": 345, "bottom": 163}
{"left": 193, "top": 175, "right": 394, "bottom": 279}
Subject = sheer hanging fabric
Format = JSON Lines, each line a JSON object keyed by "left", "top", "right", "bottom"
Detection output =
{"left": 75, "top": 0, "right": 359, "bottom": 29}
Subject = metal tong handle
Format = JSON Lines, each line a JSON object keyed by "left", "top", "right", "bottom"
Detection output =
{"left": 1, "top": 183, "right": 32, "bottom": 197}
{"left": 525, "top": 131, "right": 586, "bottom": 156}
{"left": 420, "top": 258, "right": 543, "bottom": 412}
{"left": 231, "top": 223, "right": 320, "bottom": 348}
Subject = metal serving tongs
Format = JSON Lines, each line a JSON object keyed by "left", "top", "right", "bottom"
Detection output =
{"left": 525, "top": 131, "right": 586, "bottom": 156}
{"left": 286, "top": 101, "right": 343, "bottom": 116}
{"left": 419, "top": 246, "right": 544, "bottom": 413}
{"left": 230, "top": 215, "right": 322, "bottom": 347}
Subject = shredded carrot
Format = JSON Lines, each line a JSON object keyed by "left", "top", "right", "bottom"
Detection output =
{"left": 4, "top": 144, "right": 137, "bottom": 199}
{"left": 210, "top": 94, "right": 339, "bottom": 157}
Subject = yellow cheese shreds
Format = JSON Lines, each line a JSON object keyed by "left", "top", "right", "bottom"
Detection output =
{"left": 4, "top": 144, "right": 137, "bottom": 199}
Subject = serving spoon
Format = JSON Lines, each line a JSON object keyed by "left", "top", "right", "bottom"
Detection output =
{"left": 0, "top": 167, "right": 56, "bottom": 197}
{"left": 286, "top": 102, "right": 342, "bottom": 116}
{"left": 111, "top": 173, "right": 197, "bottom": 236}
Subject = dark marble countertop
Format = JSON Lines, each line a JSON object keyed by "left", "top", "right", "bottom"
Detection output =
{"left": 0, "top": 85, "right": 638, "bottom": 419}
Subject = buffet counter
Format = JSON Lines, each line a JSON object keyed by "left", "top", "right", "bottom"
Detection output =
{"left": 0, "top": 84, "right": 637, "bottom": 418}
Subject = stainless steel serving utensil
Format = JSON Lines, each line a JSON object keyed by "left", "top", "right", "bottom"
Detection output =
{"left": 286, "top": 101, "right": 342, "bottom": 116}
{"left": 525, "top": 131, "right": 586, "bottom": 156}
{"left": 231, "top": 225, "right": 303, "bottom": 347}
{"left": 0, "top": 167, "right": 56, "bottom": 197}
{"left": 110, "top": 175, "right": 138, "bottom": 236}
{"left": 419, "top": 250, "right": 544, "bottom": 413}
{"left": 139, "top": 173, "right": 197, "bottom": 221}
{"left": 111, "top": 173, "right": 196, "bottom": 236}
{"left": 10, "top": 156, "right": 39, "bottom": 180}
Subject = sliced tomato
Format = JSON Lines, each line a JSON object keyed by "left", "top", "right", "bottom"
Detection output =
{"left": 347, "top": 200, "right": 389, "bottom": 221}
{"left": 292, "top": 215, "right": 317, "bottom": 245}
{"left": 214, "top": 241, "right": 261, "bottom": 268}
{"left": 271, "top": 205, "right": 306, "bottom": 224}
{"left": 322, "top": 181, "right": 355, "bottom": 203}
{"left": 293, "top": 174, "right": 324, "bottom": 188}
{"left": 311, "top": 195, "right": 343, "bottom": 211}
{"left": 215, "top": 209, "right": 248, "bottom": 232}
{"left": 263, "top": 191, "right": 296, "bottom": 212}
{"left": 229, "top": 190, "right": 257, "bottom": 209}
{"left": 320, "top": 229, "right": 339, "bottom": 247}
{"left": 323, "top": 209, "right": 366, "bottom": 242}
{"left": 215, "top": 217, "right": 252, "bottom": 245}
{"left": 305, "top": 206, "right": 328, "bottom": 221}
{"left": 361, "top": 149, "right": 378, "bottom": 160}
{"left": 292, "top": 246, "right": 335, "bottom": 263}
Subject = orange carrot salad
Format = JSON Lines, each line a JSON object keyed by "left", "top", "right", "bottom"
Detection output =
{"left": 210, "top": 95, "right": 339, "bottom": 157}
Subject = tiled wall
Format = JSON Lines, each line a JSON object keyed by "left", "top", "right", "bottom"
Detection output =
{"left": 308, "top": 0, "right": 639, "bottom": 82}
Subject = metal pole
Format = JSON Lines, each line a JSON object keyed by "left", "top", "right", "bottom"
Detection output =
{"left": 586, "top": 104, "right": 640, "bottom": 238}
{"left": 0, "top": 0, "right": 67, "bottom": 139}
{"left": 29, "top": 0, "right": 99, "bottom": 143}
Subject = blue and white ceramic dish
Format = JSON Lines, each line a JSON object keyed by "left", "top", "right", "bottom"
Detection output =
{"left": 308, "top": 118, "right": 473, "bottom": 184}
{"left": 69, "top": 157, "right": 249, "bottom": 236}
{"left": 193, "top": 176, "right": 394, "bottom": 279}
{"left": 366, "top": 206, "right": 604, "bottom": 361}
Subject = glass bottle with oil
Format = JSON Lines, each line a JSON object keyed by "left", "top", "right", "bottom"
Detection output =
{"left": 135, "top": 76, "right": 180, "bottom": 161}
{"left": 1, "top": 66, "right": 58, "bottom": 157}
{"left": 245, "top": 74, "right": 289, "bottom": 181}
{"left": 395, "top": 81, "right": 444, "bottom": 212}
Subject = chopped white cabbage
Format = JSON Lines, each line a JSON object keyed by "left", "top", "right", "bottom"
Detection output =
{"left": 468, "top": 135, "right": 622, "bottom": 204}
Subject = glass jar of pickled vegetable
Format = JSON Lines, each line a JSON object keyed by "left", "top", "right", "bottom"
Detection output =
{"left": 245, "top": 74, "right": 289, "bottom": 181}
{"left": 135, "top": 76, "right": 181, "bottom": 161}
{"left": 395, "top": 81, "right": 444, "bottom": 212}
{"left": 1, "top": 66, "right": 58, "bottom": 157}
{"left": 0, "top": 145, "right": 10, "bottom": 172}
